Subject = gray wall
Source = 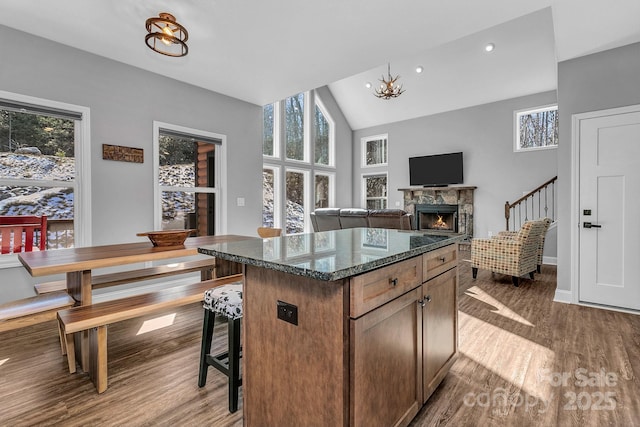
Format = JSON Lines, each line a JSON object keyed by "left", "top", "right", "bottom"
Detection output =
{"left": 352, "top": 91, "right": 558, "bottom": 240}
{"left": 0, "top": 24, "right": 262, "bottom": 301}
{"left": 556, "top": 41, "right": 640, "bottom": 293}
{"left": 0, "top": 25, "right": 355, "bottom": 304}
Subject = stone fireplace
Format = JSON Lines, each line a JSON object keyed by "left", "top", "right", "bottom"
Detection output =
{"left": 400, "top": 186, "right": 476, "bottom": 237}
{"left": 415, "top": 204, "right": 458, "bottom": 233}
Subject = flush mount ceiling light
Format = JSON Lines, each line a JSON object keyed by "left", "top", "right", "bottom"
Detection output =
{"left": 415, "top": 66, "right": 424, "bottom": 73}
{"left": 145, "top": 12, "right": 189, "bottom": 57}
{"left": 374, "top": 63, "right": 405, "bottom": 100}
{"left": 484, "top": 43, "right": 495, "bottom": 52}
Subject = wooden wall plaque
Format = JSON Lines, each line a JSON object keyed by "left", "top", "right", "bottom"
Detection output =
{"left": 102, "top": 144, "right": 144, "bottom": 163}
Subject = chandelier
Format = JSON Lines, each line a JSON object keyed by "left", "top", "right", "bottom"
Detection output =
{"left": 145, "top": 13, "right": 189, "bottom": 57}
{"left": 374, "top": 63, "right": 404, "bottom": 99}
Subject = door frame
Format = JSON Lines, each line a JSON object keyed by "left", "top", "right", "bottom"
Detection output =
{"left": 570, "top": 103, "right": 640, "bottom": 307}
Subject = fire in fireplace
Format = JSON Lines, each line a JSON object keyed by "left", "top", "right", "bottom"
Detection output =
{"left": 415, "top": 204, "right": 458, "bottom": 233}
{"left": 433, "top": 214, "right": 449, "bottom": 229}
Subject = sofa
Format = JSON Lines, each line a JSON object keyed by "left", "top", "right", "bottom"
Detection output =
{"left": 310, "top": 208, "right": 412, "bottom": 231}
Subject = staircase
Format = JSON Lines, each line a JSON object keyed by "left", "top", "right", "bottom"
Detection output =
{"left": 504, "top": 176, "right": 557, "bottom": 230}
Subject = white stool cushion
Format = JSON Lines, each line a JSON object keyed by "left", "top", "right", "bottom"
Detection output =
{"left": 203, "top": 282, "right": 243, "bottom": 319}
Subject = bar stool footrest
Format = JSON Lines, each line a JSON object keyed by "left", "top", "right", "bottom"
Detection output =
{"left": 205, "top": 349, "right": 243, "bottom": 385}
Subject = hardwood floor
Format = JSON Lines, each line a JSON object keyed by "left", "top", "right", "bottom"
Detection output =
{"left": 0, "top": 305, "right": 243, "bottom": 426}
{"left": 1, "top": 257, "right": 638, "bottom": 426}
{"left": 411, "top": 258, "right": 640, "bottom": 426}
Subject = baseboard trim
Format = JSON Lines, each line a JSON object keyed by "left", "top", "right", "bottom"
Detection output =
{"left": 542, "top": 256, "right": 557, "bottom": 266}
{"left": 554, "top": 289, "right": 640, "bottom": 314}
{"left": 553, "top": 289, "right": 572, "bottom": 304}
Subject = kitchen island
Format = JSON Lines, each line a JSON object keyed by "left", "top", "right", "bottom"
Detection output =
{"left": 199, "top": 228, "right": 464, "bottom": 427}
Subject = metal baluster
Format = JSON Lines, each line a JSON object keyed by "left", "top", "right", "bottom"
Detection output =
{"left": 552, "top": 182, "right": 555, "bottom": 221}
{"left": 538, "top": 191, "right": 541, "bottom": 218}
{"left": 531, "top": 193, "right": 534, "bottom": 221}
{"left": 518, "top": 204, "right": 522, "bottom": 229}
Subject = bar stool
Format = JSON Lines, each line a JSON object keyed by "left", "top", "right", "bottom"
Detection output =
{"left": 198, "top": 281, "right": 243, "bottom": 413}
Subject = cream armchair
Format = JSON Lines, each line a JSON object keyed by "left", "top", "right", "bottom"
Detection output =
{"left": 495, "top": 217, "right": 551, "bottom": 273}
{"left": 471, "top": 219, "right": 549, "bottom": 286}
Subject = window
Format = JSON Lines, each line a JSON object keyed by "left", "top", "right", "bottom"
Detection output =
{"left": 363, "top": 173, "right": 388, "bottom": 209}
{"left": 362, "top": 134, "right": 388, "bottom": 167}
{"left": 285, "top": 93, "right": 305, "bottom": 162}
{"left": 360, "top": 134, "right": 388, "bottom": 210}
{"left": 263, "top": 90, "right": 335, "bottom": 233}
{"left": 154, "top": 122, "right": 225, "bottom": 236}
{"left": 263, "top": 103, "right": 276, "bottom": 157}
{"left": 314, "top": 172, "right": 334, "bottom": 209}
{"left": 262, "top": 166, "right": 280, "bottom": 228}
{"left": 314, "top": 100, "right": 333, "bottom": 166}
{"left": 285, "top": 168, "right": 309, "bottom": 234}
{"left": 0, "top": 91, "right": 90, "bottom": 264}
{"left": 515, "top": 105, "right": 558, "bottom": 152}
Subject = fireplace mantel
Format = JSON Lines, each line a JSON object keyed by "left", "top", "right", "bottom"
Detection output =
{"left": 398, "top": 185, "right": 477, "bottom": 194}
{"left": 399, "top": 186, "right": 476, "bottom": 237}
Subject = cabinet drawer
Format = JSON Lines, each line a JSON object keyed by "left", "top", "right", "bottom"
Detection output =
{"left": 422, "top": 244, "right": 457, "bottom": 282}
{"left": 350, "top": 256, "right": 422, "bottom": 318}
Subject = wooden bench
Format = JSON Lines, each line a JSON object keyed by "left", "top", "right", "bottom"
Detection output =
{"left": 57, "top": 274, "right": 243, "bottom": 393}
{"left": 34, "top": 258, "right": 217, "bottom": 294}
{"left": 0, "top": 292, "right": 76, "bottom": 354}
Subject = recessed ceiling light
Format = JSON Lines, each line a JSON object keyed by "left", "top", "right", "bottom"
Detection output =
{"left": 485, "top": 43, "right": 495, "bottom": 52}
{"left": 415, "top": 66, "right": 424, "bottom": 73}
{"left": 365, "top": 82, "right": 372, "bottom": 89}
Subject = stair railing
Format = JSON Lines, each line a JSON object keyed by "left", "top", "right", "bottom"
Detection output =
{"left": 505, "top": 176, "right": 557, "bottom": 230}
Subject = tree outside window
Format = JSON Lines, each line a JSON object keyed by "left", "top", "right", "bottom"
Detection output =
{"left": 362, "top": 135, "right": 388, "bottom": 167}
{"left": 285, "top": 169, "right": 306, "bottom": 234}
{"left": 314, "top": 173, "right": 331, "bottom": 209}
{"left": 364, "top": 174, "right": 388, "bottom": 209}
{"left": 285, "top": 93, "right": 305, "bottom": 162}
{"left": 515, "top": 105, "right": 558, "bottom": 151}
{"left": 263, "top": 103, "right": 275, "bottom": 157}
{"left": 0, "top": 109, "right": 76, "bottom": 249}
{"left": 263, "top": 91, "right": 335, "bottom": 233}
{"left": 262, "top": 167, "right": 277, "bottom": 227}
{"left": 158, "top": 131, "right": 218, "bottom": 236}
{"left": 314, "top": 104, "right": 330, "bottom": 166}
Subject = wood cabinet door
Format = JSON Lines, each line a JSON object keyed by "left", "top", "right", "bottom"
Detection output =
{"left": 422, "top": 267, "right": 458, "bottom": 403}
{"left": 350, "top": 287, "right": 422, "bottom": 427}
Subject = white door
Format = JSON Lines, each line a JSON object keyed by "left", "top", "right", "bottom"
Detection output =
{"left": 578, "top": 106, "right": 640, "bottom": 310}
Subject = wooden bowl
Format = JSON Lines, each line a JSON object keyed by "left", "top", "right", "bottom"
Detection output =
{"left": 136, "top": 229, "right": 196, "bottom": 247}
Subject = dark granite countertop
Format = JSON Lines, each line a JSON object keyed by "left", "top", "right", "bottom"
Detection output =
{"left": 198, "top": 228, "right": 464, "bottom": 281}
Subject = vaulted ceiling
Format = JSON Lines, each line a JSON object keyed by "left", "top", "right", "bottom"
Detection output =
{"left": 1, "top": 0, "right": 639, "bottom": 129}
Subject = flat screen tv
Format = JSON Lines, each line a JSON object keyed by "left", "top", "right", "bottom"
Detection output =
{"left": 409, "top": 152, "right": 463, "bottom": 187}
